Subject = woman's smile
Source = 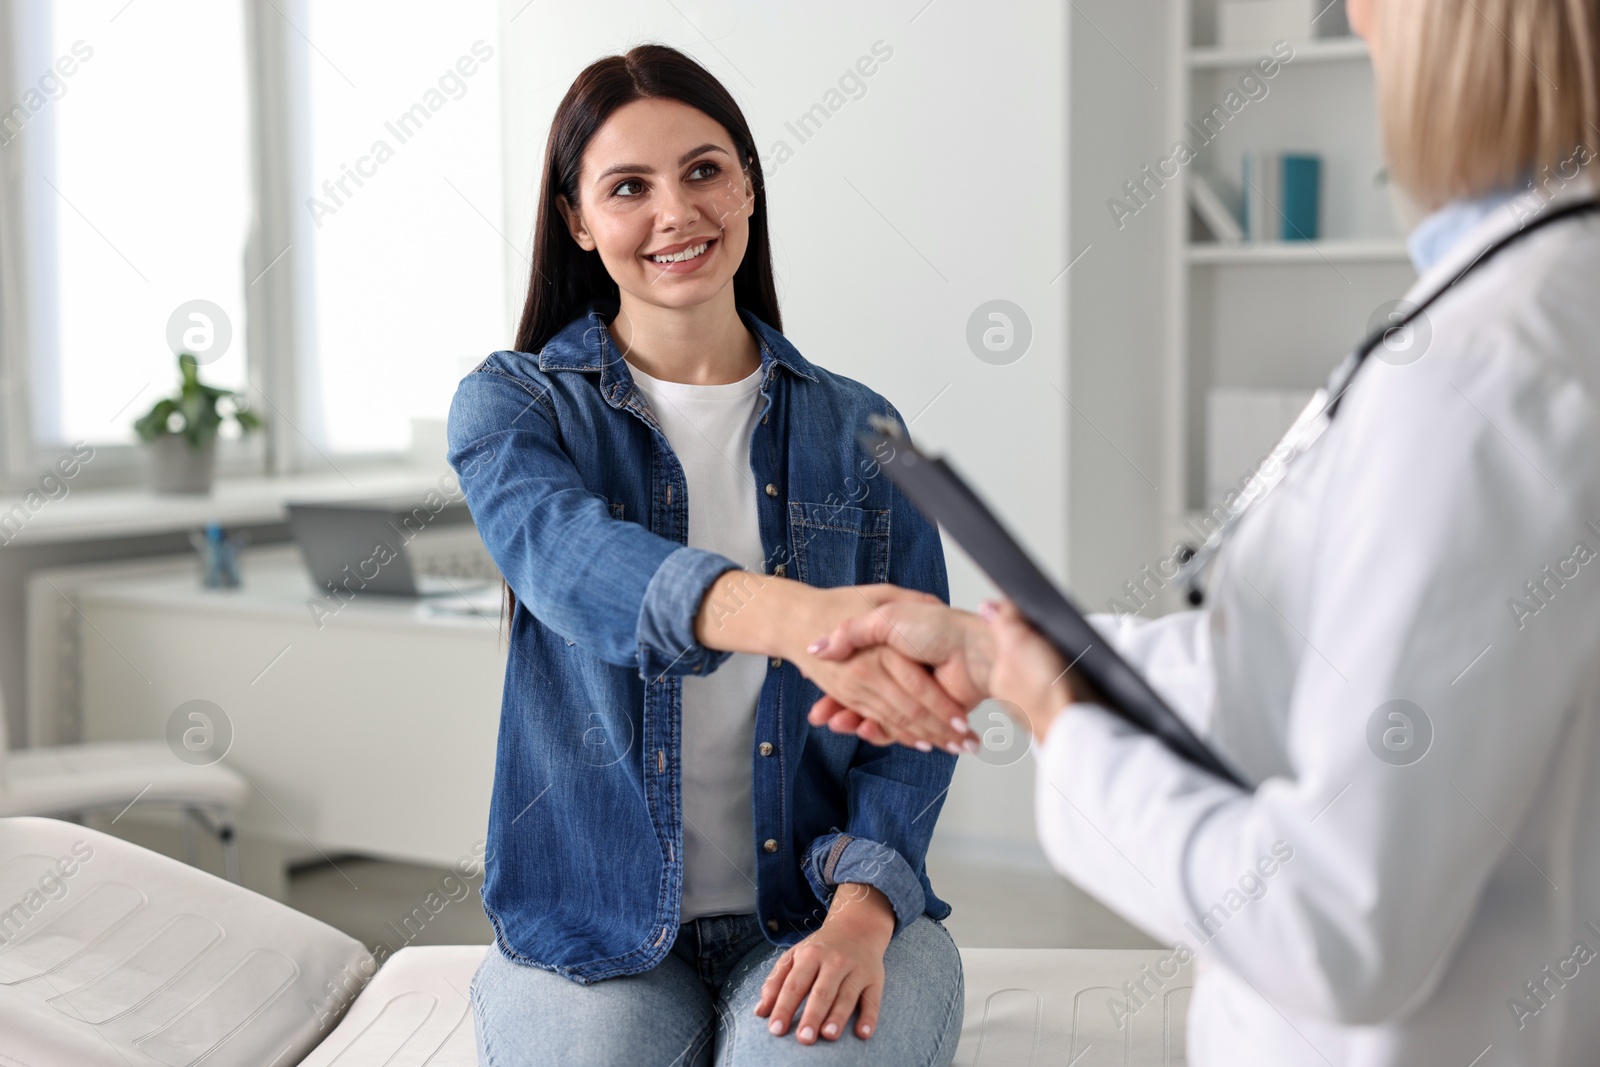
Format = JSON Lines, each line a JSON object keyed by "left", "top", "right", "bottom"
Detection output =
{"left": 644, "top": 236, "right": 718, "bottom": 273}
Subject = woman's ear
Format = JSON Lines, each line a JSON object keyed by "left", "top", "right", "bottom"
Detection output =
{"left": 556, "top": 196, "right": 597, "bottom": 251}
{"left": 740, "top": 165, "right": 756, "bottom": 219}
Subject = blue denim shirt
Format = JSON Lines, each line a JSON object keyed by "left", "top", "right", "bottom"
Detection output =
{"left": 446, "top": 305, "right": 956, "bottom": 984}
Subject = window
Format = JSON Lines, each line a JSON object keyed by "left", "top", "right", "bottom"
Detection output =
{"left": 10, "top": 0, "right": 252, "bottom": 451}
{"left": 293, "top": 0, "right": 505, "bottom": 455}
{"left": 0, "top": 0, "right": 507, "bottom": 480}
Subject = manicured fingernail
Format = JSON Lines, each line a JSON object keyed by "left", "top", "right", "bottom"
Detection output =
{"left": 914, "top": 739, "right": 932, "bottom": 752}
{"left": 861, "top": 1024, "right": 874, "bottom": 1036}
{"left": 950, "top": 716, "right": 970, "bottom": 734}
{"left": 769, "top": 1020, "right": 782, "bottom": 1034}
{"left": 944, "top": 741, "right": 962, "bottom": 755}
{"left": 799, "top": 1026, "right": 815, "bottom": 1041}
{"left": 979, "top": 600, "right": 998, "bottom": 619}
{"left": 807, "top": 638, "right": 827, "bottom": 654}
{"left": 823, "top": 1022, "right": 839, "bottom": 1037}
{"left": 963, "top": 736, "right": 981, "bottom": 753}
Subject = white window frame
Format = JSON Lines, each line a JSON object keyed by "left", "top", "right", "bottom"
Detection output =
{"left": 0, "top": 0, "right": 428, "bottom": 495}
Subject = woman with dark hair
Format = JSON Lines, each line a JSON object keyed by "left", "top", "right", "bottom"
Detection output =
{"left": 447, "top": 44, "right": 969, "bottom": 1065}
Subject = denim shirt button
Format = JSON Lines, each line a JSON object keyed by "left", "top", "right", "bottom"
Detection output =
{"left": 766, "top": 918, "right": 780, "bottom": 932}
{"left": 770, "top": 657, "right": 782, "bottom": 669}
{"left": 758, "top": 741, "right": 774, "bottom": 756}
{"left": 763, "top": 839, "right": 779, "bottom": 853}
{"left": 772, "top": 563, "right": 787, "bottom": 577}
{"left": 764, "top": 483, "right": 778, "bottom": 497}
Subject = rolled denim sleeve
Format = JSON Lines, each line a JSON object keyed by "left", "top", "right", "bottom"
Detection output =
{"left": 802, "top": 833, "right": 928, "bottom": 934}
{"left": 636, "top": 546, "right": 747, "bottom": 679}
{"left": 448, "top": 361, "right": 740, "bottom": 679}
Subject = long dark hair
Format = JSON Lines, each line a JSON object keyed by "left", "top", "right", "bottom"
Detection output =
{"left": 501, "top": 43, "right": 781, "bottom": 630}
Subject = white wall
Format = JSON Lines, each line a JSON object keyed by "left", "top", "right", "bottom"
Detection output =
{"left": 499, "top": 0, "right": 1073, "bottom": 859}
{"left": 1064, "top": 1, "right": 1172, "bottom": 615}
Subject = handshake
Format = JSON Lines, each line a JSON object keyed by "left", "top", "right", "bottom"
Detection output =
{"left": 794, "top": 585, "right": 1082, "bottom": 755}
{"left": 694, "top": 571, "right": 1083, "bottom": 753}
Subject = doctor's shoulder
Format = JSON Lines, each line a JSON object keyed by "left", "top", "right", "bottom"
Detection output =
{"left": 1453, "top": 213, "right": 1600, "bottom": 390}
{"left": 1371, "top": 221, "right": 1600, "bottom": 412}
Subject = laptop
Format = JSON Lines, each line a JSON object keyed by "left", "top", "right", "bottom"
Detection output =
{"left": 859, "top": 419, "right": 1249, "bottom": 789}
{"left": 287, "top": 502, "right": 493, "bottom": 599}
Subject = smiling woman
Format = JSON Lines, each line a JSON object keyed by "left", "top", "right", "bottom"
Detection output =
{"left": 446, "top": 42, "right": 970, "bottom": 1067}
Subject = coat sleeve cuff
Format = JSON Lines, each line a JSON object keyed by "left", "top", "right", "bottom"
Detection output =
{"left": 802, "top": 833, "right": 927, "bottom": 936}
{"left": 635, "top": 546, "right": 742, "bottom": 680}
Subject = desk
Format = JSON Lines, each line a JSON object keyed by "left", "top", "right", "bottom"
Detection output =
{"left": 3, "top": 463, "right": 467, "bottom": 749}
{"left": 55, "top": 543, "right": 506, "bottom": 868}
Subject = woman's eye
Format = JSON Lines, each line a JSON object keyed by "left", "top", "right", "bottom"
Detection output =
{"left": 687, "top": 161, "right": 722, "bottom": 181}
{"left": 612, "top": 179, "right": 644, "bottom": 198}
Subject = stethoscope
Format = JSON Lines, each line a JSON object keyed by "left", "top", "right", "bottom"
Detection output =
{"left": 1175, "top": 196, "right": 1600, "bottom": 592}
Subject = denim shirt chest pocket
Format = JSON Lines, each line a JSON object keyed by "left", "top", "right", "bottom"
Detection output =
{"left": 787, "top": 500, "right": 891, "bottom": 587}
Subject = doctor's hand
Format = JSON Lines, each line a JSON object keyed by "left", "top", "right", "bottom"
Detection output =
{"left": 978, "top": 599, "right": 1077, "bottom": 740}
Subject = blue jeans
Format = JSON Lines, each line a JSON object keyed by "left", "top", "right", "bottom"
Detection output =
{"left": 470, "top": 913, "right": 964, "bottom": 1066}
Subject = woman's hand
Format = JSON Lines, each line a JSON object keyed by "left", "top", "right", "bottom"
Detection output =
{"left": 694, "top": 574, "right": 977, "bottom": 752}
{"left": 755, "top": 883, "right": 894, "bottom": 1043}
{"left": 806, "top": 601, "right": 992, "bottom": 749}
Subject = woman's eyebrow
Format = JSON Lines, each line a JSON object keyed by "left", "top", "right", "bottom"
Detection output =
{"left": 677, "top": 142, "right": 728, "bottom": 165}
{"left": 594, "top": 143, "right": 730, "bottom": 184}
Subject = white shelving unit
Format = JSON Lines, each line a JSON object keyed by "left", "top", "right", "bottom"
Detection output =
{"left": 1160, "top": 0, "right": 1418, "bottom": 547}
{"left": 1185, "top": 238, "right": 1408, "bottom": 264}
{"left": 1188, "top": 35, "right": 1369, "bottom": 68}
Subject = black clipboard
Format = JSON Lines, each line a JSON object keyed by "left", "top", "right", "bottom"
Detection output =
{"left": 861, "top": 422, "right": 1249, "bottom": 790}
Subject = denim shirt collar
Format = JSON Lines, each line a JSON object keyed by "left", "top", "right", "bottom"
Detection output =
{"left": 1406, "top": 185, "right": 1525, "bottom": 273}
{"left": 537, "top": 302, "right": 819, "bottom": 405}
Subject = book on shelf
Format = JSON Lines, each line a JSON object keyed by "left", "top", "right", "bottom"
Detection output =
{"left": 1280, "top": 154, "right": 1321, "bottom": 241}
{"left": 1188, "top": 173, "right": 1244, "bottom": 243}
{"left": 1242, "top": 151, "right": 1321, "bottom": 242}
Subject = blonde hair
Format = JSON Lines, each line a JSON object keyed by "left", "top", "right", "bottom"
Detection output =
{"left": 1376, "top": 0, "right": 1600, "bottom": 209}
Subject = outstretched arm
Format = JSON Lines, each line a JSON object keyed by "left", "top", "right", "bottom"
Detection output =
{"left": 450, "top": 365, "right": 974, "bottom": 749}
{"left": 694, "top": 572, "right": 974, "bottom": 751}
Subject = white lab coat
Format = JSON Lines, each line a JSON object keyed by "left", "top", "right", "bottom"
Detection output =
{"left": 1035, "top": 180, "right": 1600, "bottom": 1066}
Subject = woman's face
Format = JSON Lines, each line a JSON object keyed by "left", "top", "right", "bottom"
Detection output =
{"left": 559, "top": 97, "right": 754, "bottom": 314}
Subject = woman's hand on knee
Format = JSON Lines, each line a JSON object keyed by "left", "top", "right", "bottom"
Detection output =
{"left": 754, "top": 884, "right": 893, "bottom": 1043}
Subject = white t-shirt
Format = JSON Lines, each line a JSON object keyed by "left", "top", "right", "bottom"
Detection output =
{"left": 626, "top": 360, "right": 768, "bottom": 921}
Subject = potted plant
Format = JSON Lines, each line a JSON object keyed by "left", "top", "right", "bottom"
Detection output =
{"left": 134, "top": 353, "right": 262, "bottom": 494}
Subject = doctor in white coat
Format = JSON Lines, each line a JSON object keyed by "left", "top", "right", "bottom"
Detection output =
{"left": 804, "top": 0, "right": 1600, "bottom": 1063}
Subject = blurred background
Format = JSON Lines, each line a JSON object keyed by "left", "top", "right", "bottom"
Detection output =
{"left": 0, "top": 0, "right": 1396, "bottom": 955}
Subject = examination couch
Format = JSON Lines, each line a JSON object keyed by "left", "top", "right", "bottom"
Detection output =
{"left": 0, "top": 817, "right": 1192, "bottom": 1065}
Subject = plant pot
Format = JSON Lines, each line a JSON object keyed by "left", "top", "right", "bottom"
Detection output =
{"left": 146, "top": 435, "right": 217, "bottom": 494}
